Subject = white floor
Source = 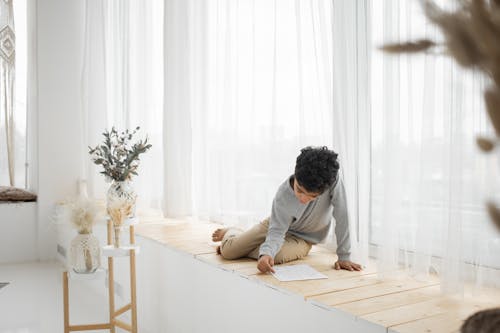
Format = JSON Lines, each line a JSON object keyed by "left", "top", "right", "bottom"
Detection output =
{"left": 0, "top": 262, "right": 110, "bottom": 333}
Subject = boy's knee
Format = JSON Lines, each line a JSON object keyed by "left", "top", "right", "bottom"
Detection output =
{"left": 219, "top": 238, "right": 241, "bottom": 260}
{"left": 274, "top": 242, "right": 312, "bottom": 264}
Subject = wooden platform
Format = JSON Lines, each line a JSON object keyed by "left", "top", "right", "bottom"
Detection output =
{"left": 135, "top": 219, "right": 500, "bottom": 333}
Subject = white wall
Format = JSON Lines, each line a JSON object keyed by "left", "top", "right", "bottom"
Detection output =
{"left": 34, "top": 0, "right": 85, "bottom": 260}
{"left": 0, "top": 0, "right": 84, "bottom": 264}
{"left": 0, "top": 202, "right": 37, "bottom": 263}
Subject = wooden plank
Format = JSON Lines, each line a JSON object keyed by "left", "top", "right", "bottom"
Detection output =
{"left": 196, "top": 253, "right": 257, "bottom": 270}
{"left": 389, "top": 312, "right": 465, "bottom": 333}
{"left": 234, "top": 265, "right": 260, "bottom": 276}
{"left": 68, "top": 323, "right": 112, "bottom": 331}
{"left": 171, "top": 242, "right": 218, "bottom": 255}
{"left": 389, "top": 288, "right": 500, "bottom": 333}
{"left": 333, "top": 285, "right": 441, "bottom": 316}
{"left": 114, "top": 319, "right": 132, "bottom": 332}
{"left": 134, "top": 223, "right": 176, "bottom": 237}
{"left": 252, "top": 271, "right": 381, "bottom": 298}
{"left": 68, "top": 324, "right": 112, "bottom": 331}
{"left": 310, "top": 281, "right": 440, "bottom": 312}
{"left": 157, "top": 234, "right": 213, "bottom": 244}
{"left": 135, "top": 222, "right": 223, "bottom": 240}
{"left": 138, "top": 222, "right": 258, "bottom": 256}
{"left": 114, "top": 303, "right": 132, "bottom": 317}
{"left": 361, "top": 296, "right": 498, "bottom": 329}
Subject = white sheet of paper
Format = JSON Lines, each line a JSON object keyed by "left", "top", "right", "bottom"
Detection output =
{"left": 271, "top": 264, "right": 328, "bottom": 282}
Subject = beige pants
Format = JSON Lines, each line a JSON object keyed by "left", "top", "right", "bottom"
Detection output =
{"left": 219, "top": 219, "right": 312, "bottom": 264}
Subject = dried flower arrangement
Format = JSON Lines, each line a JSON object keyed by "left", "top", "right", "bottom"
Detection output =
{"left": 64, "top": 198, "right": 100, "bottom": 234}
{"left": 107, "top": 198, "right": 133, "bottom": 227}
{"left": 88, "top": 127, "right": 152, "bottom": 182}
{"left": 381, "top": 0, "right": 500, "bottom": 231}
{"left": 54, "top": 198, "right": 102, "bottom": 273}
{"left": 107, "top": 197, "right": 134, "bottom": 247}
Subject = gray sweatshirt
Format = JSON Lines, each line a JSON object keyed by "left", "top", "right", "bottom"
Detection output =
{"left": 259, "top": 175, "right": 351, "bottom": 261}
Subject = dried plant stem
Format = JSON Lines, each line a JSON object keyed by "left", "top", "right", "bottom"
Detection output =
{"left": 380, "top": 39, "right": 436, "bottom": 53}
{"left": 84, "top": 248, "right": 93, "bottom": 272}
{"left": 487, "top": 202, "right": 500, "bottom": 232}
{"left": 485, "top": 87, "right": 500, "bottom": 136}
{"left": 107, "top": 200, "right": 133, "bottom": 248}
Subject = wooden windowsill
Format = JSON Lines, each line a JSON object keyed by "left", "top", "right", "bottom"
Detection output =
{"left": 134, "top": 218, "right": 500, "bottom": 333}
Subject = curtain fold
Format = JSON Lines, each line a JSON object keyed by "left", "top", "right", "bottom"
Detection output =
{"left": 330, "top": 0, "right": 371, "bottom": 266}
{"left": 81, "top": 0, "right": 108, "bottom": 197}
{"left": 163, "top": 0, "right": 193, "bottom": 217}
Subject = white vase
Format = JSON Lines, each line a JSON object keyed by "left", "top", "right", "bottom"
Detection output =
{"left": 69, "top": 232, "right": 101, "bottom": 274}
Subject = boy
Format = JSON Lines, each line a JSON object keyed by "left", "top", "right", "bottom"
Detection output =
{"left": 212, "top": 146, "right": 362, "bottom": 273}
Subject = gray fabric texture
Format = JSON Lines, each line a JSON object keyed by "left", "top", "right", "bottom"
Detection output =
{"left": 259, "top": 175, "right": 351, "bottom": 261}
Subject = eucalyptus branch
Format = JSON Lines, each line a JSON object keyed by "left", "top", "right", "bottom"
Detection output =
{"left": 89, "top": 126, "right": 152, "bottom": 182}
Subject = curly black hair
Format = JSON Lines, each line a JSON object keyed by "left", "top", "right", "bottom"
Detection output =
{"left": 294, "top": 146, "right": 339, "bottom": 194}
{"left": 461, "top": 308, "right": 500, "bottom": 333}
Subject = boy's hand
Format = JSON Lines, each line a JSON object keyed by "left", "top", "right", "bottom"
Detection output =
{"left": 334, "top": 260, "right": 362, "bottom": 271}
{"left": 257, "top": 255, "right": 276, "bottom": 273}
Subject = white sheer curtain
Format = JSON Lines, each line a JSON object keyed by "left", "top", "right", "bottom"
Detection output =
{"left": 164, "top": 0, "right": 338, "bottom": 225}
{"left": 162, "top": 0, "right": 370, "bottom": 264}
{"left": 163, "top": 0, "right": 366, "bottom": 258}
{"left": 371, "top": 0, "right": 500, "bottom": 292}
{"left": 81, "top": 0, "right": 164, "bottom": 215}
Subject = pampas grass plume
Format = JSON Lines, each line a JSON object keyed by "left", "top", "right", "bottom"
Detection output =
{"left": 68, "top": 198, "right": 99, "bottom": 234}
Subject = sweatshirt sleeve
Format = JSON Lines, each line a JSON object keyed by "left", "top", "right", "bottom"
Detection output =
{"left": 331, "top": 176, "right": 351, "bottom": 261}
{"left": 259, "top": 195, "right": 292, "bottom": 259}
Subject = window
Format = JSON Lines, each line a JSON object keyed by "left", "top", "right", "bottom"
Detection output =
{"left": 0, "top": 0, "right": 27, "bottom": 188}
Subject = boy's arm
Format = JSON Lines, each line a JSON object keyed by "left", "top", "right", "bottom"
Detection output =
{"left": 332, "top": 176, "right": 351, "bottom": 261}
{"left": 259, "top": 197, "right": 292, "bottom": 259}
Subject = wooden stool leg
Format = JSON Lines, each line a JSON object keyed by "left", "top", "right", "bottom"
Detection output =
{"left": 130, "top": 225, "right": 138, "bottom": 333}
{"left": 108, "top": 220, "right": 116, "bottom": 333}
{"left": 63, "top": 271, "right": 70, "bottom": 333}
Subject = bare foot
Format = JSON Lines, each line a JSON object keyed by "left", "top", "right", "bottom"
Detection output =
{"left": 212, "top": 228, "right": 228, "bottom": 242}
